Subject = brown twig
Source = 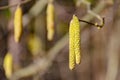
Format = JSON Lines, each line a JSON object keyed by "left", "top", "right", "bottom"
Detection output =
{"left": 0, "top": 0, "right": 31, "bottom": 10}
{"left": 79, "top": 17, "right": 105, "bottom": 28}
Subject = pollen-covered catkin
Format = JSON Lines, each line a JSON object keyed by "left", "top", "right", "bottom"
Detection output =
{"left": 46, "top": 2, "right": 54, "bottom": 41}
{"left": 73, "top": 15, "right": 81, "bottom": 64}
{"left": 69, "top": 18, "right": 75, "bottom": 70}
{"left": 14, "top": 5, "right": 22, "bottom": 43}
{"left": 69, "top": 15, "right": 81, "bottom": 70}
{"left": 3, "top": 52, "right": 13, "bottom": 78}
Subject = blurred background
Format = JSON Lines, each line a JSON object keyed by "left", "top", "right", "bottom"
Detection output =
{"left": 0, "top": 0, "right": 120, "bottom": 80}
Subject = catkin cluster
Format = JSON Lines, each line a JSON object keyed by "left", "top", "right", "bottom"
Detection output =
{"left": 69, "top": 15, "right": 81, "bottom": 70}
{"left": 14, "top": 5, "right": 23, "bottom": 43}
{"left": 46, "top": 2, "right": 55, "bottom": 41}
{"left": 3, "top": 52, "right": 13, "bottom": 78}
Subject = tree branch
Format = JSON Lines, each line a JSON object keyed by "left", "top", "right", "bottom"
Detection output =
{"left": 0, "top": 0, "right": 31, "bottom": 10}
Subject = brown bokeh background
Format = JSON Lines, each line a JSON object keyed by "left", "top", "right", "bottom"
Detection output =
{"left": 0, "top": 0, "right": 120, "bottom": 80}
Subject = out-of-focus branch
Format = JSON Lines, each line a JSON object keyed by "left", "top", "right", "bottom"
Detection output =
{"left": 23, "top": 0, "right": 56, "bottom": 26}
{"left": 0, "top": 0, "right": 31, "bottom": 10}
{"left": 29, "top": 0, "right": 55, "bottom": 16}
{"left": 81, "top": 0, "right": 104, "bottom": 25}
{"left": 105, "top": 19, "right": 120, "bottom": 80}
{"left": 105, "top": 3, "right": 120, "bottom": 80}
{"left": 10, "top": 33, "right": 68, "bottom": 80}
{"left": 10, "top": 1, "right": 106, "bottom": 80}
{"left": 29, "top": 0, "right": 48, "bottom": 17}
{"left": 105, "top": 1, "right": 120, "bottom": 79}
{"left": 23, "top": 0, "right": 48, "bottom": 27}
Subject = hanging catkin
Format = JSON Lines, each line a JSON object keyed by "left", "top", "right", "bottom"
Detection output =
{"left": 73, "top": 15, "right": 81, "bottom": 64}
{"left": 14, "top": 5, "right": 23, "bottom": 43}
{"left": 3, "top": 52, "right": 13, "bottom": 78}
{"left": 69, "top": 15, "right": 81, "bottom": 70}
{"left": 46, "top": 2, "right": 54, "bottom": 41}
{"left": 69, "top": 17, "right": 75, "bottom": 70}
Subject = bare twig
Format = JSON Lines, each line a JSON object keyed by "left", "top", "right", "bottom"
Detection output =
{"left": 79, "top": 18, "right": 105, "bottom": 28}
{"left": 0, "top": 0, "right": 31, "bottom": 10}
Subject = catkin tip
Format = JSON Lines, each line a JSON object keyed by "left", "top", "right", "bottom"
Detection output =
{"left": 97, "top": 27, "right": 101, "bottom": 29}
{"left": 69, "top": 66, "right": 75, "bottom": 70}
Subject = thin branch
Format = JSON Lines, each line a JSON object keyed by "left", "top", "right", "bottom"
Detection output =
{"left": 0, "top": 0, "right": 31, "bottom": 10}
{"left": 79, "top": 18, "right": 105, "bottom": 28}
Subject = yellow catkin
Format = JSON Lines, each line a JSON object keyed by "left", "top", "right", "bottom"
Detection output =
{"left": 46, "top": 2, "right": 54, "bottom": 41}
{"left": 69, "top": 15, "right": 81, "bottom": 70}
{"left": 69, "top": 15, "right": 76, "bottom": 70}
{"left": 3, "top": 52, "right": 13, "bottom": 78}
{"left": 28, "top": 34, "right": 42, "bottom": 56}
{"left": 14, "top": 5, "right": 23, "bottom": 43}
{"left": 73, "top": 15, "right": 81, "bottom": 64}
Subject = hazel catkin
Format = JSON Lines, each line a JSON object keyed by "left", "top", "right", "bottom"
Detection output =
{"left": 14, "top": 5, "right": 23, "bottom": 43}
{"left": 69, "top": 18, "right": 75, "bottom": 70}
{"left": 3, "top": 52, "right": 13, "bottom": 78}
{"left": 46, "top": 2, "right": 54, "bottom": 41}
{"left": 73, "top": 15, "right": 81, "bottom": 64}
{"left": 69, "top": 15, "right": 81, "bottom": 70}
